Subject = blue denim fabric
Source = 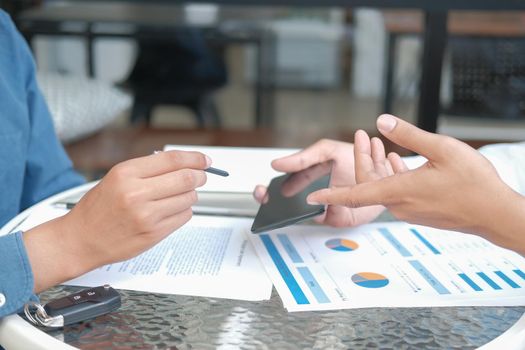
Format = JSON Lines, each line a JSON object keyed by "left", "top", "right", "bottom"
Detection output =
{"left": 0, "top": 10, "right": 84, "bottom": 319}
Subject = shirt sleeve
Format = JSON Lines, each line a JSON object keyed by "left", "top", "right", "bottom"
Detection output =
{"left": 0, "top": 12, "right": 84, "bottom": 318}
{"left": 4, "top": 12, "right": 85, "bottom": 210}
{"left": 0, "top": 232, "right": 34, "bottom": 318}
{"left": 478, "top": 142, "right": 525, "bottom": 196}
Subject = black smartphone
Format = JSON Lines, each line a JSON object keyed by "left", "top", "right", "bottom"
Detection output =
{"left": 251, "top": 162, "right": 331, "bottom": 233}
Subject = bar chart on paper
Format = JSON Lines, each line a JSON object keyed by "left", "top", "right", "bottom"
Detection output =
{"left": 249, "top": 222, "right": 525, "bottom": 311}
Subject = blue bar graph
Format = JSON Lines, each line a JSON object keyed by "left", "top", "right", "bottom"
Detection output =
{"left": 495, "top": 271, "right": 520, "bottom": 289}
{"left": 477, "top": 272, "right": 501, "bottom": 290}
{"left": 260, "top": 235, "right": 309, "bottom": 305}
{"left": 277, "top": 234, "right": 303, "bottom": 263}
{"left": 379, "top": 228, "right": 412, "bottom": 257}
{"left": 410, "top": 228, "right": 440, "bottom": 255}
{"left": 297, "top": 267, "right": 330, "bottom": 303}
{"left": 458, "top": 273, "right": 482, "bottom": 292}
{"left": 409, "top": 260, "right": 450, "bottom": 294}
{"left": 513, "top": 269, "right": 525, "bottom": 281}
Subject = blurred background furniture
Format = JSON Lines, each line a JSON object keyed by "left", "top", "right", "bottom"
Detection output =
{"left": 37, "top": 72, "right": 132, "bottom": 142}
{"left": 17, "top": 2, "right": 278, "bottom": 128}
{"left": 382, "top": 10, "right": 525, "bottom": 120}
{"left": 124, "top": 32, "right": 227, "bottom": 128}
{"left": 14, "top": 1, "right": 525, "bottom": 133}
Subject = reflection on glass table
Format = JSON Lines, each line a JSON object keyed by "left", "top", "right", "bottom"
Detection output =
{"left": 39, "top": 286, "right": 524, "bottom": 349}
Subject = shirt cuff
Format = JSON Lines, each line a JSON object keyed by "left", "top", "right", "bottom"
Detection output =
{"left": 478, "top": 142, "right": 525, "bottom": 196}
{"left": 0, "top": 231, "right": 35, "bottom": 318}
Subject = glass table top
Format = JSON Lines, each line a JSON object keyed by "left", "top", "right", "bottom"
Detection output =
{"left": 38, "top": 286, "right": 524, "bottom": 349}
{"left": 16, "top": 191, "right": 525, "bottom": 349}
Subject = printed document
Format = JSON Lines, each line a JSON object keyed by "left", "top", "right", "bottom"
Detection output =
{"left": 250, "top": 222, "right": 525, "bottom": 311}
{"left": 17, "top": 207, "right": 272, "bottom": 301}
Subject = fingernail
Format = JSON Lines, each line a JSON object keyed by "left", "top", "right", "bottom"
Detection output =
{"left": 307, "top": 196, "right": 320, "bottom": 205}
{"left": 377, "top": 115, "right": 397, "bottom": 133}
{"left": 205, "top": 155, "right": 212, "bottom": 167}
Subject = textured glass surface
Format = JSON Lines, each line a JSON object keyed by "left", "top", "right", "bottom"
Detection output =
{"left": 39, "top": 286, "right": 524, "bottom": 349}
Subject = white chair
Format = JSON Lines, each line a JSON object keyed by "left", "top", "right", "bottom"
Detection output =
{"left": 37, "top": 72, "right": 132, "bottom": 143}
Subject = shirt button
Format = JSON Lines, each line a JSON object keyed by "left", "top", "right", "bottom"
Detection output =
{"left": 0, "top": 293, "right": 5, "bottom": 307}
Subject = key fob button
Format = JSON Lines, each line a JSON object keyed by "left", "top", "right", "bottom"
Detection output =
{"left": 68, "top": 294, "right": 85, "bottom": 304}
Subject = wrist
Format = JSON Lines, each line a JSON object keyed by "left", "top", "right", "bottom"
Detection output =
{"left": 22, "top": 214, "right": 92, "bottom": 293}
{"left": 55, "top": 212, "right": 101, "bottom": 276}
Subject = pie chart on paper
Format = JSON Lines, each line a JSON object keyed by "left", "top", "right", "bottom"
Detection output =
{"left": 351, "top": 272, "right": 390, "bottom": 288}
{"left": 325, "top": 238, "right": 359, "bottom": 252}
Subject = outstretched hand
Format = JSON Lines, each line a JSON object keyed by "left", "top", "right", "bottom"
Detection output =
{"left": 307, "top": 115, "right": 525, "bottom": 252}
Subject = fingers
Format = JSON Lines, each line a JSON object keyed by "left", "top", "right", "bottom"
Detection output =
{"left": 253, "top": 185, "right": 269, "bottom": 204}
{"left": 322, "top": 204, "right": 383, "bottom": 228}
{"left": 371, "top": 137, "right": 389, "bottom": 178}
{"left": 354, "top": 130, "right": 375, "bottom": 183}
{"left": 354, "top": 131, "right": 392, "bottom": 183}
{"left": 118, "top": 150, "right": 211, "bottom": 178}
{"left": 322, "top": 205, "right": 350, "bottom": 227}
{"left": 271, "top": 139, "right": 346, "bottom": 173}
{"left": 151, "top": 190, "right": 199, "bottom": 221}
{"left": 376, "top": 114, "right": 445, "bottom": 160}
{"left": 384, "top": 158, "right": 394, "bottom": 176}
{"left": 280, "top": 163, "right": 330, "bottom": 197}
{"left": 388, "top": 152, "right": 409, "bottom": 173}
{"left": 143, "top": 169, "right": 207, "bottom": 200}
{"left": 148, "top": 208, "right": 194, "bottom": 242}
{"left": 307, "top": 175, "right": 406, "bottom": 208}
{"left": 313, "top": 211, "right": 327, "bottom": 224}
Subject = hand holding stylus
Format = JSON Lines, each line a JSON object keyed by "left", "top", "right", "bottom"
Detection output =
{"left": 23, "top": 150, "right": 209, "bottom": 293}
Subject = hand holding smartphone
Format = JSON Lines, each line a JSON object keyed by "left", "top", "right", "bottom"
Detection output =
{"left": 251, "top": 162, "right": 331, "bottom": 233}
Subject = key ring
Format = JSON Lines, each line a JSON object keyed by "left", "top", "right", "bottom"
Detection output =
{"left": 24, "top": 301, "right": 64, "bottom": 328}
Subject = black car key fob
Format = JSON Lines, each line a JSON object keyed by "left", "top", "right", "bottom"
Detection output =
{"left": 24, "top": 285, "right": 121, "bottom": 328}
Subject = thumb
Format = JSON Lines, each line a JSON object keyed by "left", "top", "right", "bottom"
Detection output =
{"left": 376, "top": 114, "right": 444, "bottom": 161}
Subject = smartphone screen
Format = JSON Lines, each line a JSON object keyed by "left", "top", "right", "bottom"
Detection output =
{"left": 251, "top": 162, "right": 331, "bottom": 233}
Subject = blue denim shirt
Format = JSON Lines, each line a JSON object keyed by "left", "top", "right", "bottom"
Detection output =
{"left": 0, "top": 11, "right": 84, "bottom": 318}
